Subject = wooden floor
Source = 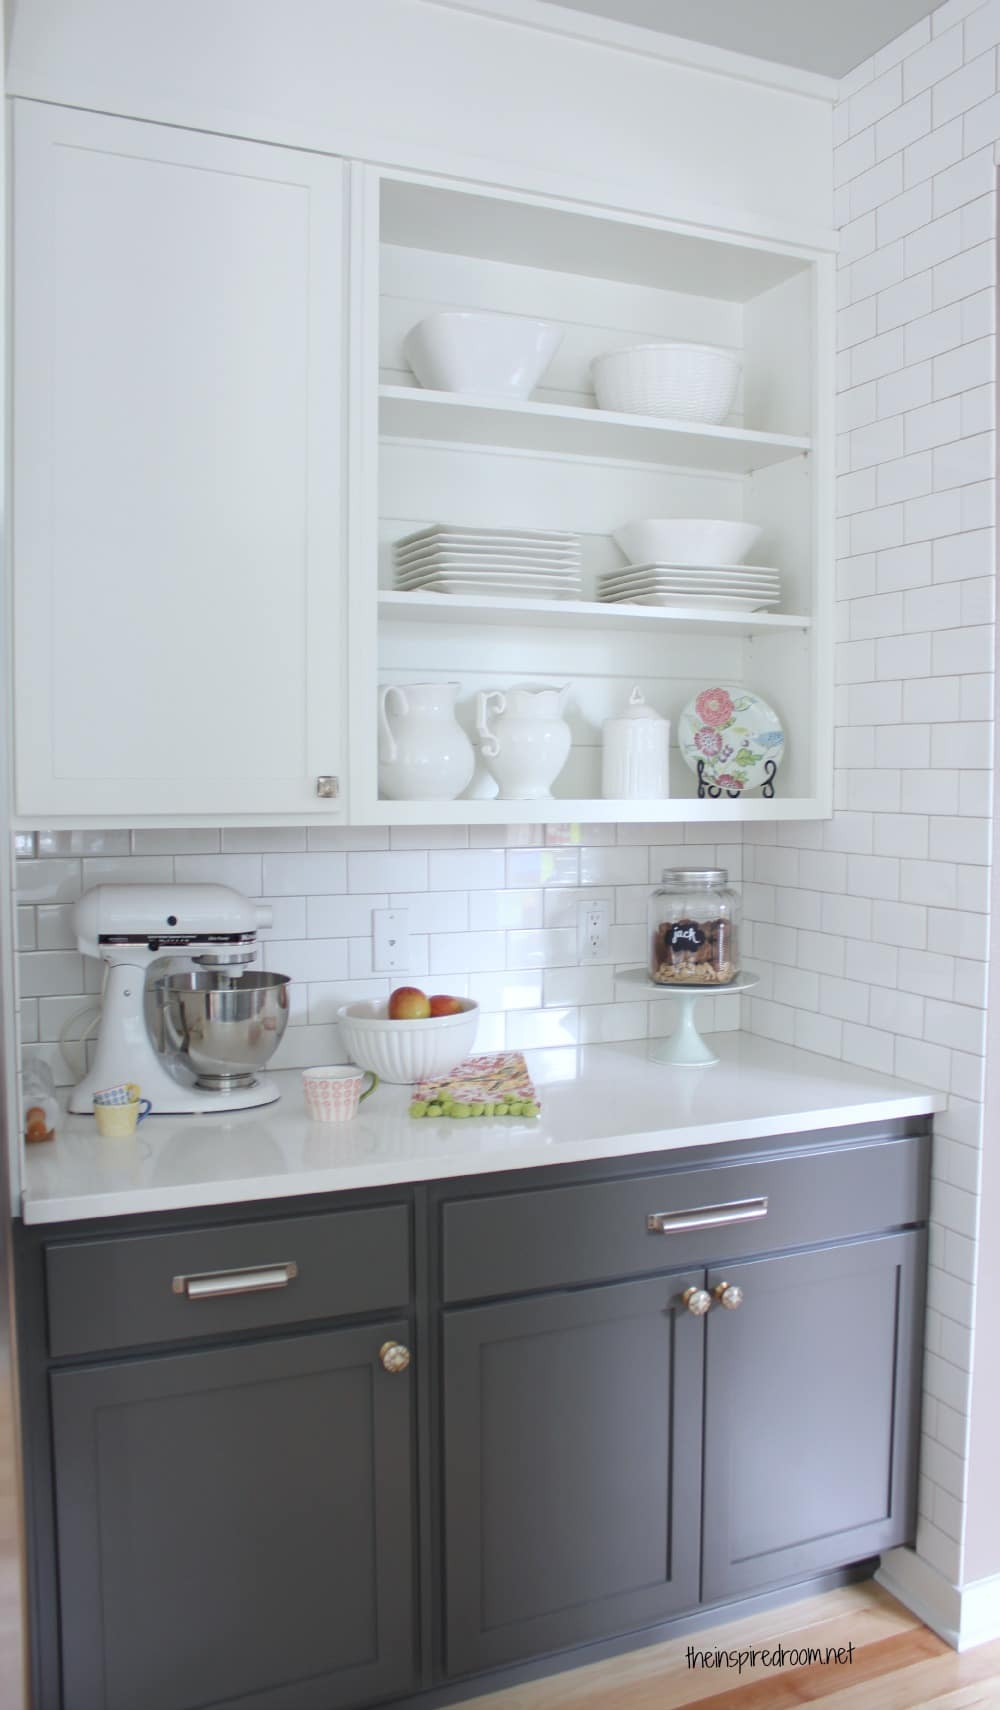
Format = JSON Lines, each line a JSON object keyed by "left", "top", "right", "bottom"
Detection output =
{"left": 453, "top": 1582, "right": 1000, "bottom": 1709}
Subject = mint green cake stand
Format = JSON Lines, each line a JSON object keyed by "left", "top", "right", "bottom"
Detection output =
{"left": 615, "top": 968, "right": 760, "bottom": 1067}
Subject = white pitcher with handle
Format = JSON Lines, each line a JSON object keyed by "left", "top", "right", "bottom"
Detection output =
{"left": 378, "top": 682, "right": 476, "bottom": 800}
{"left": 475, "top": 685, "right": 572, "bottom": 800}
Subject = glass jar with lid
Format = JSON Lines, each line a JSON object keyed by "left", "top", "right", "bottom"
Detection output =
{"left": 648, "top": 869, "right": 740, "bottom": 986}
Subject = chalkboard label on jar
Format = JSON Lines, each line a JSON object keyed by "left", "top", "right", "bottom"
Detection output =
{"left": 669, "top": 922, "right": 705, "bottom": 952}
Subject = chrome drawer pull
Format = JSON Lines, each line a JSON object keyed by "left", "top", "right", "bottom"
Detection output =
{"left": 172, "top": 1262, "right": 299, "bottom": 1299}
{"left": 647, "top": 1197, "right": 768, "bottom": 1235}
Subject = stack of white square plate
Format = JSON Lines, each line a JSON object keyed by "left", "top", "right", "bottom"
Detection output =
{"left": 598, "top": 562, "right": 781, "bottom": 612}
{"left": 394, "top": 525, "right": 582, "bottom": 598}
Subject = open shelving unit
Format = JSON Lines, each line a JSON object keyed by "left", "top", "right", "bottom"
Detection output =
{"left": 347, "top": 169, "right": 834, "bottom": 825}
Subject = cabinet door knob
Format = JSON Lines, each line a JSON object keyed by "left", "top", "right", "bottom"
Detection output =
{"left": 379, "top": 1340, "right": 411, "bottom": 1373}
{"left": 315, "top": 774, "right": 339, "bottom": 799}
{"left": 682, "top": 1286, "right": 712, "bottom": 1317}
{"left": 713, "top": 1281, "right": 743, "bottom": 1310}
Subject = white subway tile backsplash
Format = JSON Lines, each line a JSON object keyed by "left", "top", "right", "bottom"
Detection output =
{"left": 505, "top": 848, "right": 579, "bottom": 889}
{"left": 131, "top": 829, "right": 221, "bottom": 854}
{"left": 173, "top": 854, "right": 263, "bottom": 894}
{"left": 933, "top": 48, "right": 996, "bottom": 126}
{"left": 932, "top": 334, "right": 994, "bottom": 399}
{"left": 904, "top": 24, "right": 964, "bottom": 98}
{"left": 877, "top": 90, "right": 933, "bottom": 161}
{"left": 19, "top": 952, "right": 87, "bottom": 999}
{"left": 933, "top": 432, "right": 994, "bottom": 491}
{"left": 222, "top": 827, "right": 307, "bottom": 852}
{"left": 261, "top": 938, "right": 349, "bottom": 984}
{"left": 307, "top": 893, "right": 388, "bottom": 938}
{"left": 346, "top": 851, "right": 421, "bottom": 893}
{"left": 265, "top": 853, "right": 348, "bottom": 895}
{"left": 931, "top": 624, "right": 995, "bottom": 675}
{"left": 504, "top": 928, "right": 577, "bottom": 970}
{"left": 543, "top": 965, "right": 614, "bottom": 1008}
{"left": 834, "top": 127, "right": 876, "bottom": 189}
{"left": 16, "top": 861, "right": 82, "bottom": 904}
{"left": 429, "top": 849, "right": 505, "bottom": 890}
{"left": 963, "top": 0, "right": 1000, "bottom": 59}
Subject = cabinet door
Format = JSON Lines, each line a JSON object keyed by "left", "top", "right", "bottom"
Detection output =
{"left": 13, "top": 101, "right": 345, "bottom": 818}
{"left": 51, "top": 1323, "right": 415, "bottom": 1710}
{"left": 442, "top": 1273, "right": 703, "bottom": 1676}
{"left": 702, "top": 1231, "right": 925, "bottom": 1601}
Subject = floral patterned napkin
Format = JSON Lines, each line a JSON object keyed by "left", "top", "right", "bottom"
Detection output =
{"left": 409, "top": 1051, "right": 540, "bottom": 1118}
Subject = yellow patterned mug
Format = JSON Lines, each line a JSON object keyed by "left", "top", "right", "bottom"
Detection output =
{"left": 93, "top": 1086, "right": 152, "bottom": 1137}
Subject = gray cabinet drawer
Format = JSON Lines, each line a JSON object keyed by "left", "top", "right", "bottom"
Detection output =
{"left": 46, "top": 1204, "right": 411, "bottom": 1357}
{"left": 441, "top": 1136, "right": 929, "bottom": 1303}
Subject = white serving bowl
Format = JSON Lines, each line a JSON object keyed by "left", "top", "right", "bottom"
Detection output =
{"left": 336, "top": 998, "right": 479, "bottom": 1084}
{"left": 403, "top": 311, "right": 562, "bottom": 400}
{"left": 591, "top": 342, "right": 741, "bottom": 424}
{"left": 613, "top": 518, "right": 762, "bottom": 568}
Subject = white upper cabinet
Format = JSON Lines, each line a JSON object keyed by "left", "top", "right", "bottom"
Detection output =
{"left": 12, "top": 102, "right": 347, "bottom": 820}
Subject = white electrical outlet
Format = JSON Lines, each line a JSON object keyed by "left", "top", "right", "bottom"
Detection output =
{"left": 577, "top": 898, "right": 610, "bottom": 962}
{"left": 373, "top": 908, "right": 410, "bottom": 973}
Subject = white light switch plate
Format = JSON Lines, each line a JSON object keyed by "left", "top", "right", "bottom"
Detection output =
{"left": 373, "top": 908, "right": 410, "bottom": 973}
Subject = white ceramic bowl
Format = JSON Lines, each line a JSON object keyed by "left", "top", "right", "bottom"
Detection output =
{"left": 613, "top": 518, "right": 762, "bottom": 568}
{"left": 591, "top": 342, "right": 741, "bottom": 424}
{"left": 336, "top": 998, "right": 479, "bottom": 1084}
{"left": 403, "top": 311, "right": 562, "bottom": 400}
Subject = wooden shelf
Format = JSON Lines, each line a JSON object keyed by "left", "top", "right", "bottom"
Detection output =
{"left": 379, "top": 386, "right": 811, "bottom": 474}
{"left": 379, "top": 590, "right": 811, "bottom": 634}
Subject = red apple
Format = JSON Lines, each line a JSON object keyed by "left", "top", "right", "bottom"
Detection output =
{"left": 388, "top": 985, "right": 431, "bottom": 1020}
{"left": 429, "top": 994, "right": 463, "bottom": 1017}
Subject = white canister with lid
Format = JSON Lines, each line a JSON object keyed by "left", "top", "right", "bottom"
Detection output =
{"left": 601, "top": 687, "right": 670, "bottom": 799}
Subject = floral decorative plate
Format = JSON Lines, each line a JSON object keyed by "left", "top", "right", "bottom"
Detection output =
{"left": 678, "top": 686, "right": 785, "bottom": 793}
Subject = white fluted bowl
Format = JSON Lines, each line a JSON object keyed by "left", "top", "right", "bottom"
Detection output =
{"left": 592, "top": 342, "right": 741, "bottom": 424}
{"left": 337, "top": 999, "right": 479, "bottom": 1084}
{"left": 404, "top": 311, "right": 562, "bottom": 399}
{"left": 613, "top": 518, "right": 762, "bottom": 567}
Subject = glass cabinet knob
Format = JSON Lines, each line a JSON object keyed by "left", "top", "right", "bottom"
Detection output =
{"left": 682, "top": 1286, "right": 712, "bottom": 1317}
{"left": 379, "top": 1340, "right": 411, "bottom": 1373}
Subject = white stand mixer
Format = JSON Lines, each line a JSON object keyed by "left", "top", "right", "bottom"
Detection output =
{"left": 69, "top": 884, "right": 287, "bottom": 1115}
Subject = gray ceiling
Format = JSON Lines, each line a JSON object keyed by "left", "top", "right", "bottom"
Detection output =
{"left": 541, "top": 0, "right": 945, "bottom": 77}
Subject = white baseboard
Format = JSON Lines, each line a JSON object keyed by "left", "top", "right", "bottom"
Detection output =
{"left": 955, "top": 1572, "right": 1000, "bottom": 1650}
{"left": 877, "top": 1548, "right": 1000, "bottom": 1651}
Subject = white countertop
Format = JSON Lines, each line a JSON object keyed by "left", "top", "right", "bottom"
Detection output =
{"left": 21, "top": 1033, "right": 944, "bottom": 1225}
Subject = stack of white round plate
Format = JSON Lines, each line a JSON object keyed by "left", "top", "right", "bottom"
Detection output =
{"left": 394, "top": 525, "right": 582, "bottom": 598}
{"left": 598, "top": 562, "right": 781, "bottom": 611}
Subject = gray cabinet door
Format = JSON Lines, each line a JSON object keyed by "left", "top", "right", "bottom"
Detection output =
{"left": 51, "top": 1322, "right": 416, "bottom": 1710}
{"left": 442, "top": 1272, "right": 703, "bottom": 1677}
{"left": 702, "top": 1231, "right": 925, "bottom": 1601}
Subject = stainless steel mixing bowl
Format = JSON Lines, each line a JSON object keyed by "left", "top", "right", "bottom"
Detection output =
{"left": 153, "top": 970, "right": 291, "bottom": 1090}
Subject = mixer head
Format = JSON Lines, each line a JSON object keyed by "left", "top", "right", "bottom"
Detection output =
{"left": 74, "top": 883, "right": 273, "bottom": 964}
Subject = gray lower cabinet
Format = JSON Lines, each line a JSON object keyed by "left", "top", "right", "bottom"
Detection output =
{"left": 19, "top": 1125, "right": 931, "bottom": 1709}
{"left": 50, "top": 1320, "right": 416, "bottom": 1710}
{"left": 701, "top": 1231, "right": 925, "bottom": 1601}
{"left": 441, "top": 1271, "right": 704, "bottom": 1676}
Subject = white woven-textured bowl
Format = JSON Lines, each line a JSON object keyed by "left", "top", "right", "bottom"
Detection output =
{"left": 613, "top": 518, "right": 762, "bottom": 567}
{"left": 336, "top": 998, "right": 479, "bottom": 1084}
{"left": 404, "top": 311, "right": 562, "bottom": 400}
{"left": 591, "top": 343, "right": 741, "bottom": 424}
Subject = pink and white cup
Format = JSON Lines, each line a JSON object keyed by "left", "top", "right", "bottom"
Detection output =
{"left": 303, "top": 1065, "right": 378, "bottom": 1122}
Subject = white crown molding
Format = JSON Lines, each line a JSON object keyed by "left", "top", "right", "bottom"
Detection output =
{"left": 424, "top": 0, "right": 840, "bottom": 103}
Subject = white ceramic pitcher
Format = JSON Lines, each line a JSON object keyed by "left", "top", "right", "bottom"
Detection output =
{"left": 378, "top": 682, "right": 476, "bottom": 801}
{"left": 475, "top": 685, "right": 571, "bottom": 800}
